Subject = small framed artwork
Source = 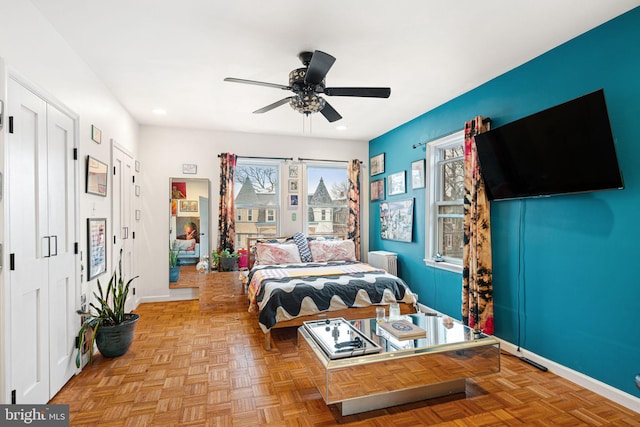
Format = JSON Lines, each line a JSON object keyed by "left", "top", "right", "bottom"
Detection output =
{"left": 171, "top": 181, "right": 187, "bottom": 199}
{"left": 180, "top": 200, "right": 199, "bottom": 212}
{"left": 183, "top": 163, "right": 197, "bottom": 174}
{"left": 288, "top": 179, "right": 299, "bottom": 193}
{"left": 289, "top": 194, "right": 299, "bottom": 208}
{"left": 86, "top": 156, "right": 108, "bottom": 197}
{"left": 91, "top": 125, "right": 102, "bottom": 144}
{"left": 387, "top": 171, "right": 406, "bottom": 196}
{"left": 289, "top": 165, "right": 299, "bottom": 178}
{"left": 370, "top": 153, "right": 385, "bottom": 176}
{"left": 370, "top": 179, "right": 385, "bottom": 201}
{"left": 87, "top": 218, "right": 107, "bottom": 280}
{"left": 411, "top": 159, "right": 426, "bottom": 189}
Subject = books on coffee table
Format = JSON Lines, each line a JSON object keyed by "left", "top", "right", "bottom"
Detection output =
{"left": 378, "top": 318, "right": 426, "bottom": 340}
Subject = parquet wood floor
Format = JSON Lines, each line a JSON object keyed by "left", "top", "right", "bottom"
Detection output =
{"left": 51, "top": 275, "right": 640, "bottom": 426}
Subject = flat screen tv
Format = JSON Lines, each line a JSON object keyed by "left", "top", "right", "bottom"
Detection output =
{"left": 475, "top": 89, "right": 623, "bottom": 201}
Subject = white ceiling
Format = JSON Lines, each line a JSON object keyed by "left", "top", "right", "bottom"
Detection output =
{"left": 31, "top": 0, "right": 639, "bottom": 141}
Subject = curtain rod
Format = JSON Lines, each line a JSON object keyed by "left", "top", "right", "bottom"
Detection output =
{"left": 412, "top": 118, "right": 492, "bottom": 149}
{"left": 297, "top": 157, "right": 362, "bottom": 164}
{"left": 217, "top": 154, "right": 294, "bottom": 161}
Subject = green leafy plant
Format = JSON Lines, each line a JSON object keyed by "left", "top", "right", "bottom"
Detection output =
{"left": 76, "top": 251, "right": 138, "bottom": 367}
{"left": 169, "top": 244, "right": 182, "bottom": 268}
{"left": 211, "top": 248, "right": 239, "bottom": 271}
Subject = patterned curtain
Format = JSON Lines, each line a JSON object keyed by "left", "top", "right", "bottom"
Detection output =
{"left": 347, "top": 159, "right": 361, "bottom": 260}
{"left": 462, "top": 117, "right": 494, "bottom": 334}
{"left": 218, "top": 153, "right": 237, "bottom": 252}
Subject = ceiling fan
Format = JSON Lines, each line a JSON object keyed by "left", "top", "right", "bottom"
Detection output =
{"left": 224, "top": 50, "right": 391, "bottom": 123}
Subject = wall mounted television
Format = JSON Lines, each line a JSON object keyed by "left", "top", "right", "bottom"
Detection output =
{"left": 475, "top": 89, "right": 624, "bottom": 201}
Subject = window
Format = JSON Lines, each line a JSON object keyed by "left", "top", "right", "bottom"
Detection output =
{"left": 234, "top": 160, "right": 280, "bottom": 249}
{"left": 425, "top": 130, "right": 465, "bottom": 273}
{"left": 305, "top": 164, "right": 349, "bottom": 237}
{"left": 266, "top": 209, "right": 275, "bottom": 222}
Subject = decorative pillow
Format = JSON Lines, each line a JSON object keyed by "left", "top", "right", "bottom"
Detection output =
{"left": 255, "top": 243, "right": 302, "bottom": 265}
{"left": 308, "top": 239, "right": 356, "bottom": 262}
{"left": 173, "top": 239, "right": 196, "bottom": 252}
{"left": 292, "top": 232, "right": 313, "bottom": 262}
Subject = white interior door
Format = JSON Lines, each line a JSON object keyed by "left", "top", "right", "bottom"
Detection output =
{"left": 112, "top": 145, "right": 135, "bottom": 309}
{"left": 199, "top": 195, "right": 209, "bottom": 259}
{"left": 7, "top": 79, "right": 77, "bottom": 403}
{"left": 8, "top": 79, "right": 51, "bottom": 404}
{"left": 46, "top": 104, "right": 77, "bottom": 396}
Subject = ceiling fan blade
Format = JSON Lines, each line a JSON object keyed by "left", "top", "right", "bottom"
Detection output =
{"left": 224, "top": 77, "right": 291, "bottom": 91}
{"left": 304, "top": 50, "right": 336, "bottom": 85}
{"left": 320, "top": 101, "right": 342, "bottom": 122}
{"left": 323, "top": 87, "right": 391, "bottom": 98}
{"left": 253, "top": 97, "right": 294, "bottom": 114}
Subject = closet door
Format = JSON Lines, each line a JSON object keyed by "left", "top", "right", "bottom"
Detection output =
{"left": 8, "top": 79, "right": 50, "bottom": 404}
{"left": 7, "top": 79, "right": 77, "bottom": 403}
{"left": 112, "top": 145, "right": 135, "bottom": 310}
{"left": 46, "top": 104, "right": 77, "bottom": 396}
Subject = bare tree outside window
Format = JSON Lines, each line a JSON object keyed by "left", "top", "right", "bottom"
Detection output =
{"left": 235, "top": 166, "right": 278, "bottom": 193}
{"left": 234, "top": 162, "right": 280, "bottom": 249}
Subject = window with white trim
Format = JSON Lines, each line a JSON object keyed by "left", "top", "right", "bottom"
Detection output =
{"left": 234, "top": 160, "right": 280, "bottom": 249}
{"left": 425, "top": 130, "right": 465, "bottom": 272}
{"left": 304, "top": 164, "right": 349, "bottom": 237}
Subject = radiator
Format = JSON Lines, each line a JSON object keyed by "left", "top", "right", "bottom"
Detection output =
{"left": 368, "top": 251, "right": 398, "bottom": 276}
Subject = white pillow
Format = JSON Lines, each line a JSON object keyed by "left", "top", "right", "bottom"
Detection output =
{"left": 255, "top": 243, "right": 302, "bottom": 265}
{"left": 173, "top": 239, "right": 196, "bottom": 251}
{"left": 308, "top": 240, "right": 356, "bottom": 262}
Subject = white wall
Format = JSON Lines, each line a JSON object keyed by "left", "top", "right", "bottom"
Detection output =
{"left": 138, "top": 126, "right": 369, "bottom": 302}
{"left": 0, "top": 0, "right": 139, "bottom": 403}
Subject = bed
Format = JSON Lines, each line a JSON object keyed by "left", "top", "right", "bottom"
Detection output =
{"left": 246, "top": 235, "right": 418, "bottom": 349}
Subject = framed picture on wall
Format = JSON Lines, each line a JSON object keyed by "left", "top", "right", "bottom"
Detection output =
{"left": 370, "top": 153, "right": 385, "bottom": 176}
{"left": 86, "top": 156, "right": 108, "bottom": 196}
{"left": 370, "top": 179, "right": 385, "bottom": 201}
{"left": 180, "top": 200, "right": 199, "bottom": 212}
{"left": 87, "top": 218, "right": 107, "bottom": 280}
{"left": 387, "top": 171, "right": 406, "bottom": 196}
{"left": 289, "top": 194, "right": 299, "bottom": 208}
{"left": 288, "top": 179, "right": 299, "bottom": 193}
{"left": 380, "top": 198, "right": 414, "bottom": 242}
{"left": 91, "top": 125, "right": 102, "bottom": 144}
{"left": 411, "top": 159, "right": 426, "bottom": 189}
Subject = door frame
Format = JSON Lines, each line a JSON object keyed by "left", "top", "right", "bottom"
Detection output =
{"left": 0, "top": 67, "right": 80, "bottom": 404}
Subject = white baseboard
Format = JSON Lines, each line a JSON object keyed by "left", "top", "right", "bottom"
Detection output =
{"left": 415, "top": 303, "right": 639, "bottom": 413}
{"left": 137, "top": 291, "right": 198, "bottom": 304}
{"left": 498, "top": 339, "right": 640, "bottom": 413}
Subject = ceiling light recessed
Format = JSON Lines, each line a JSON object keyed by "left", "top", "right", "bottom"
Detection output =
{"left": 336, "top": 125, "right": 348, "bottom": 131}
{"left": 152, "top": 108, "right": 167, "bottom": 115}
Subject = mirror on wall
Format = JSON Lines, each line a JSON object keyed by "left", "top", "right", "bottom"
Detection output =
{"left": 169, "top": 177, "right": 210, "bottom": 288}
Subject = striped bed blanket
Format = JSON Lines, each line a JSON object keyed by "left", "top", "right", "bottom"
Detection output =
{"left": 247, "top": 261, "right": 417, "bottom": 332}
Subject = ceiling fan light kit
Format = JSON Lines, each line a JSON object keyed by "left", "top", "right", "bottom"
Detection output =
{"left": 224, "top": 50, "right": 390, "bottom": 123}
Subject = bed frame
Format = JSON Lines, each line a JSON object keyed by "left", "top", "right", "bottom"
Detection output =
{"left": 246, "top": 235, "right": 417, "bottom": 350}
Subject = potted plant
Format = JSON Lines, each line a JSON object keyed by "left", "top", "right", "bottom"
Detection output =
{"left": 212, "top": 248, "right": 239, "bottom": 272}
{"left": 76, "top": 251, "right": 139, "bottom": 367}
{"left": 169, "top": 244, "right": 181, "bottom": 282}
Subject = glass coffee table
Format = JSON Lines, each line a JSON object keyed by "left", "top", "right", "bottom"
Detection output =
{"left": 298, "top": 313, "right": 500, "bottom": 415}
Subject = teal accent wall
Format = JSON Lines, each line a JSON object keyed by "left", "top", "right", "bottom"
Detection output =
{"left": 369, "top": 7, "right": 640, "bottom": 397}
